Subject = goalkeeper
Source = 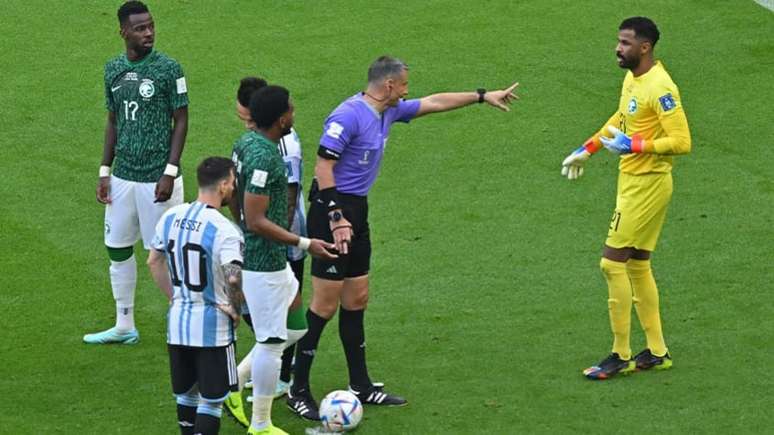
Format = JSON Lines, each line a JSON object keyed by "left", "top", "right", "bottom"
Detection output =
{"left": 560, "top": 16, "right": 691, "bottom": 380}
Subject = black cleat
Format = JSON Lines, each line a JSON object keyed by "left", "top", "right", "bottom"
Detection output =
{"left": 634, "top": 349, "right": 673, "bottom": 371}
{"left": 583, "top": 353, "right": 636, "bottom": 380}
{"left": 287, "top": 389, "right": 320, "bottom": 421}
{"left": 349, "top": 383, "right": 407, "bottom": 406}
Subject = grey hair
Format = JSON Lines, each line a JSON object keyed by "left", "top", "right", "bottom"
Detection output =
{"left": 367, "top": 56, "right": 409, "bottom": 84}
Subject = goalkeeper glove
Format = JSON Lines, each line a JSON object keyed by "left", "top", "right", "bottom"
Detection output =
{"left": 599, "top": 126, "right": 645, "bottom": 154}
{"left": 561, "top": 138, "right": 599, "bottom": 180}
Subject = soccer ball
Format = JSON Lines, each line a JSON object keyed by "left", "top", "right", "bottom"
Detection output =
{"left": 319, "top": 390, "right": 363, "bottom": 432}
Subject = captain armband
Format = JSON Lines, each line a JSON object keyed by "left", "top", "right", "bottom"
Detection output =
{"left": 317, "top": 146, "right": 341, "bottom": 160}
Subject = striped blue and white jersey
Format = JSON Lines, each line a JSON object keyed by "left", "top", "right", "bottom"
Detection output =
{"left": 152, "top": 201, "right": 244, "bottom": 347}
{"left": 279, "top": 128, "right": 307, "bottom": 262}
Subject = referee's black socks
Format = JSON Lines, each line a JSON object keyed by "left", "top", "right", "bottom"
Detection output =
{"left": 292, "top": 309, "right": 329, "bottom": 394}
{"left": 339, "top": 307, "right": 372, "bottom": 390}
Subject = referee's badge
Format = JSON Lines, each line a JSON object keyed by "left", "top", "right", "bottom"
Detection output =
{"left": 627, "top": 97, "right": 637, "bottom": 114}
{"left": 139, "top": 79, "right": 155, "bottom": 99}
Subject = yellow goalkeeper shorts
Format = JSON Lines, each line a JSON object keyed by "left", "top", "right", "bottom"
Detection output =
{"left": 605, "top": 171, "right": 673, "bottom": 252}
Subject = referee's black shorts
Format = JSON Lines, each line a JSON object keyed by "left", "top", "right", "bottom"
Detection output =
{"left": 168, "top": 342, "right": 238, "bottom": 401}
{"left": 308, "top": 191, "right": 370, "bottom": 281}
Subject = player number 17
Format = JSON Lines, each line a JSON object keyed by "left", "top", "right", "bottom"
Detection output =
{"left": 123, "top": 100, "right": 139, "bottom": 121}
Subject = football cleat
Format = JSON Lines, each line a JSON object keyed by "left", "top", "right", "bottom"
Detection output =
{"left": 287, "top": 389, "right": 320, "bottom": 421}
{"left": 634, "top": 349, "right": 673, "bottom": 371}
{"left": 223, "top": 391, "right": 249, "bottom": 428}
{"left": 274, "top": 380, "right": 290, "bottom": 398}
{"left": 349, "top": 382, "right": 407, "bottom": 406}
{"left": 247, "top": 424, "right": 288, "bottom": 435}
{"left": 245, "top": 379, "right": 253, "bottom": 389}
{"left": 583, "top": 353, "right": 636, "bottom": 380}
{"left": 83, "top": 327, "right": 139, "bottom": 345}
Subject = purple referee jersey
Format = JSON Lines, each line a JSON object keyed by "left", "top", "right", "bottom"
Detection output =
{"left": 319, "top": 93, "right": 420, "bottom": 196}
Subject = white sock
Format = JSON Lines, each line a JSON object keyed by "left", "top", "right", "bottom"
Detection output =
{"left": 237, "top": 345, "right": 255, "bottom": 391}
{"left": 249, "top": 342, "right": 283, "bottom": 430}
{"left": 250, "top": 395, "right": 273, "bottom": 431}
{"left": 110, "top": 255, "right": 137, "bottom": 332}
{"left": 285, "top": 328, "right": 308, "bottom": 349}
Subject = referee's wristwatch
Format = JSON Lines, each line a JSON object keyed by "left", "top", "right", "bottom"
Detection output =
{"left": 328, "top": 210, "right": 343, "bottom": 223}
{"left": 476, "top": 88, "right": 487, "bottom": 103}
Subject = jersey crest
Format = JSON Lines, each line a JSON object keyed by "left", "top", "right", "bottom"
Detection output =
{"left": 139, "top": 79, "right": 155, "bottom": 99}
{"left": 627, "top": 97, "right": 638, "bottom": 114}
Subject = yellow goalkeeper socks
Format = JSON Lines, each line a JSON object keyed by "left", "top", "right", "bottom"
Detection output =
{"left": 627, "top": 259, "right": 668, "bottom": 357}
{"left": 600, "top": 258, "right": 632, "bottom": 360}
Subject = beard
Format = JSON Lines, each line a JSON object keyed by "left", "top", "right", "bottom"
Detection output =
{"left": 617, "top": 53, "right": 640, "bottom": 70}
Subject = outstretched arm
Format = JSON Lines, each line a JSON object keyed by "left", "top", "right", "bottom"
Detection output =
{"left": 415, "top": 82, "right": 519, "bottom": 118}
{"left": 244, "top": 191, "right": 337, "bottom": 260}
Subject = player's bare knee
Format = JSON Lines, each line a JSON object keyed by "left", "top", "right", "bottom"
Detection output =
{"left": 342, "top": 291, "right": 369, "bottom": 310}
{"left": 310, "top": 298, "right": 338, "bottom": 319}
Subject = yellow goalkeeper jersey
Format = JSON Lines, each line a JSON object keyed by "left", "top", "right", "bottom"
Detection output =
{"left": 595, "top": 61, "right": 691, "bottom": 174}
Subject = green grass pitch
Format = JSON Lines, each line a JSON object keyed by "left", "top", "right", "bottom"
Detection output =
{"left": 2, "top": 1, "right": 773, "bottom": 433}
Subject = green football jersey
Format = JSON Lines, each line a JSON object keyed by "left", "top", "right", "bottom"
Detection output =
{"left": 232, "top": 131, "right": 288, "bottom": 272}
{"left": 104, "top": 50, "right": 189, "bottom": 182}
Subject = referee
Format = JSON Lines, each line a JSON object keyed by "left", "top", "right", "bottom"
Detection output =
{"left": 287, "top": 55, "right": 519, "bottom": 419}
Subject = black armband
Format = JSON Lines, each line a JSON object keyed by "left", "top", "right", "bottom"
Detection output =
{"left": 318, "top": 146, "right": 341, "bottom": 160}
{"left": 319, "top": 187, "right": 342, "bottom": 212}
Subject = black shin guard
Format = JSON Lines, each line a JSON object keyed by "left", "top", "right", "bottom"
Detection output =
{"left": 176, "top": 404, "right": 196, "bottom": 435}
{"left": 280, "top": 344, "right": 295, "bottom": 383}
{"left": 291, "top": 309, "right": 329, "bottom": 394}
{"left": 339, "top": 307, "right": 371, "bottom": 389}
{"left": 193, "top": 413, "right": 220, "bottom": 435}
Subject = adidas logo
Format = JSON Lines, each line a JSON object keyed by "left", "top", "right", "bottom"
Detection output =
{"left": 301, "top": 349, "right": 316, "bottom": 356}
{"left": 326, "top": 265, "right": 337, "bottom": 274}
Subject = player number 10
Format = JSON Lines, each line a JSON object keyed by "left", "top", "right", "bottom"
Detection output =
{"left": 165, "top": 240, "right": 208, "bottom": 292}
{"left": 123, "top": 100, "right": 139, "bottom": 121}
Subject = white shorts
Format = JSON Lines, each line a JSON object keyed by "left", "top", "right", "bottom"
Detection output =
{"left": 104, "top": 175, "right": 184, "bottom": 249}
{"left": 242, "top": 265, "right": 298, "bottom": 343}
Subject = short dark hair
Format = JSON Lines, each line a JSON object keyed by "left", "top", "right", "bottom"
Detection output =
{"left": 367, "top": 56, "right": 408, "bottom": 84}
{"left": 249, "top": 85, "right": 290, "bottom": 129}
{"left": 117, "top": 1, "right": 149, "bottom": 26}
{"left": 197, "top": 157, "right": 235, "bottom": 189}
{"left": 620, "top": 16, "right": 660, "bottom": 47}
{"left": 237, "top": 77, "right": 268, "bottom": 107}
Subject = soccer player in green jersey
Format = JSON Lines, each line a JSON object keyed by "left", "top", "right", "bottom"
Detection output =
{"left": 231, "top": 85, "right": 335, "bottom": 435}
{"left": 84, "top": 1, "right": 189, "bottom": 345}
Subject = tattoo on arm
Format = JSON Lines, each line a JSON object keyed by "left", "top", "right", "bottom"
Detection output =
{"left": 222, "top": 262, "right": 243, "bottom": 308}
